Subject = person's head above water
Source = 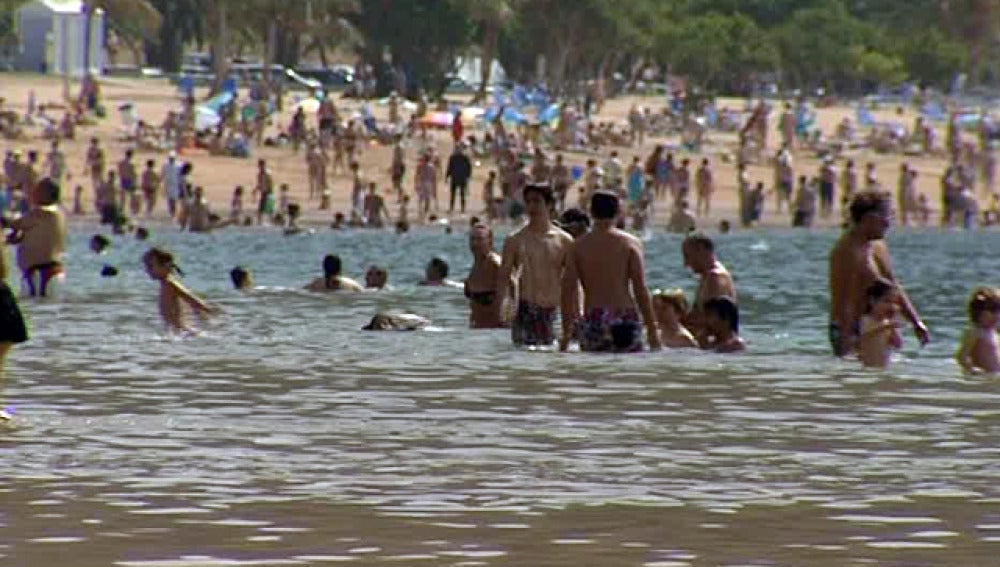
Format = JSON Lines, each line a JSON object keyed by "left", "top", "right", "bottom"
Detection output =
{"left": 426, "top": 257, "right": 449, "bottom": 282}
{"left": 968, "top": 286, "right": 1000, "bottom": 326}
{"left": 322, "top": 254, "right": 342, "bottom": 279}
{"left": 590, "top": 191, "right": 620, "bottom": 221}
{"left": 90, "top": 234, "right": 110, "bottom": 254}
{"left": 365, "top": 265, "right": 388, "bottom": 289}
{"left": 230, "top": 266, "right": 253, "bottom": 290}
{"left": 848, "top": 191, "right": 892, "bottom": 241}
{"left": 682, "top": 232, "right": 716, "bottom": 274}
{"left": 142, "top": 247, "right": 182, "bottom": 280}
{"left": 703, "top": 296, "right": 740, "bottom": 335}
{"left": 135, "top": 226, "right": 150, "bottom": 241}
{"left": 468, "top": 224, "right": 493, "bottom": 255}
{"left": 558, "top": 207, "right": 591, "bottom": 238}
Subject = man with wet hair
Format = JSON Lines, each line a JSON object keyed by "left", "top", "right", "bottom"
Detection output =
{"left": 498, "top": 183, "right": 573, "bottom": 347}
{"left": 561, "top": 191, "right": 660, "bottom": 352}
{"left": 828, "top": 191, "right": 929, "bottom": 357}
{"left": 682, "top": 231, "right": 736, "bottom": 343}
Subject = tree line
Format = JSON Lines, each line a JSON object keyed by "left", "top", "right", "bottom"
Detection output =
{"left": 1, "top": 0, "right": 996, "bottom": 97}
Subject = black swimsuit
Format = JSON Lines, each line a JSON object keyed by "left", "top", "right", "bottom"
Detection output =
{"left": 465, "top": 288, "right": 496, "bottom": 306}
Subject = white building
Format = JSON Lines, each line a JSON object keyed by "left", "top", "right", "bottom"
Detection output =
{"left": 15, "top": 0, "right": 105, "bottom": 76}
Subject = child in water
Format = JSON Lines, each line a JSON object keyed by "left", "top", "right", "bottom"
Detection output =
{"left": 651, "top": 289, "right": 698, "bottom": 348}
{"left": 956, "top": 287, "right": 1000, "bottom": 374}
{"left": 702, "top": 296, "right": 745, "bottom": 353}
{"left": 142, "top": 248, "right": 219, "bottom": 334}
{"left": 857, "top": 280, "right": 902, "bottom": 369}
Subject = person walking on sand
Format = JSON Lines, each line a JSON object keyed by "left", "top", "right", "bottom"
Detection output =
{"left": 695, "top": 158, "right": 714, "bottom": 217}
{"left": 560, "top": 191, "right": 661, "bottom": 352}
{"left": 161, "top": 152, "right": 182, "bottom": 218}
{"left": 254, "top": 159, "right": 275, "bottom": 225}
{"left": 828, "top": 191, "right": 929, "bottom": 357}
{"left": 498, "top": 183, "right": 574, "bottom": 347}
{"left": 446, "top": 144, "right": 473, "bottom": 214}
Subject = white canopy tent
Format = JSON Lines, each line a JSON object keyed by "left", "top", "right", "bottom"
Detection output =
{"left": 15, "top": 0, "right": 105, "bottom": 76}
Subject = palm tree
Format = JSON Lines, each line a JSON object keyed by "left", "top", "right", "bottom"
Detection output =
{"left": 468, "top": 0, "right": 513, "bottom": 103}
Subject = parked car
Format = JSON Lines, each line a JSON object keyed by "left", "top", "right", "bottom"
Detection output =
{"left": 294, "top": 66, "right": 356, "bottom": 92}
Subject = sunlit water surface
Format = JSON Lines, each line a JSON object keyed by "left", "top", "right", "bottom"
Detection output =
{"left": 3, "top": 226, "right": 1000, "bottom": 566}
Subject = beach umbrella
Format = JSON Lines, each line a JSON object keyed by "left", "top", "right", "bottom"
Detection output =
{"left": 195, "top": 106, "right": 221, "bottom": 131}
{"left": 538, "top": 103, "right": 560, "bottom": 124}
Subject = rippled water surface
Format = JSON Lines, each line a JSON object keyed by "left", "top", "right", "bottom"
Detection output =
{"left": 4, "top": 226, "right": 1000, "bottom": 566}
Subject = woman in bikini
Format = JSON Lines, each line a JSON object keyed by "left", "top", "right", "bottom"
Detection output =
{"left": 465, "top": 224, "right": 506, "bottom": 329}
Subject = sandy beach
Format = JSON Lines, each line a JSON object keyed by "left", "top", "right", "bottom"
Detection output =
{"left": 0, "top": 74, "right": 977, "bottom": 230}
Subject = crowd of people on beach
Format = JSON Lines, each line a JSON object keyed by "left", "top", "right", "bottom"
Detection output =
{"left": 3, "top": 80, "right": 1000, "bottom": 422}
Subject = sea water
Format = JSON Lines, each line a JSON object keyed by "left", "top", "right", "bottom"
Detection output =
{"left": 3, "top": 226, "right": 1000, "bottom": 566}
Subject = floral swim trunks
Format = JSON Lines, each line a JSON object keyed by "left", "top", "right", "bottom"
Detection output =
{"left": 512, "top": 301, "right": 557, "bottom": 347}
{"left": 577, "top": 307, "right": 643, "bottom": 353}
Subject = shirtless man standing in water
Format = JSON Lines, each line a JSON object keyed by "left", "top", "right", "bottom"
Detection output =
{"left": 560, "top": 192, "right": 660, "bottom": 352}
{"left": 829, "top": 191, "right": 929, "bottom": 356}
{"left": 498, "top": 183, "right": 573, "bottom": 347}
{"left": 682, "top": 233, "right": 737, "bottom": 342}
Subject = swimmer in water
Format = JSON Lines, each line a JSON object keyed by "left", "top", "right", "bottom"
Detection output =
{"left": 701, "top": 296, "right": 745, "bottom": 353}
{"left": 305, "top": 254, "right": 363, "bottom": 292}
{"left": 498, "top": 183, "right": 574, "bottom": 347}
{"left": 857, "top": 280, "right": 903, "bottom": 369}
{"left": 465, "top": 224, "right": 507, "bottom": 328}
{"left": 362, "top": 312, "right": 430, "bottom": 331}
{"left": 956, "top": 287, "right": 1000, "bottom": 374}
{"left": 90, "top": 234, "right": 110, "bottom": 254}
{"left": 651, "top": 289, "right": 698, "bottom": 348}
{"left": 230, "top": 266, "right": 254, "bottom": 290}
{"left": 560, "top": 191, "right": 660, "bottom": 353}
{"left": 364, "top": 265, "right": 389, "bottom": 290}
{"left": 420, "top": 257, "right": 462, "bottom": 287}
{"left": 142, "top": 248, "right": 220, "bottom": 334}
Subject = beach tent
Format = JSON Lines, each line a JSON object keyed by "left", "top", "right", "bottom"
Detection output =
{"left": 14, "top": 0, "right": 104, "bottom": 76}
